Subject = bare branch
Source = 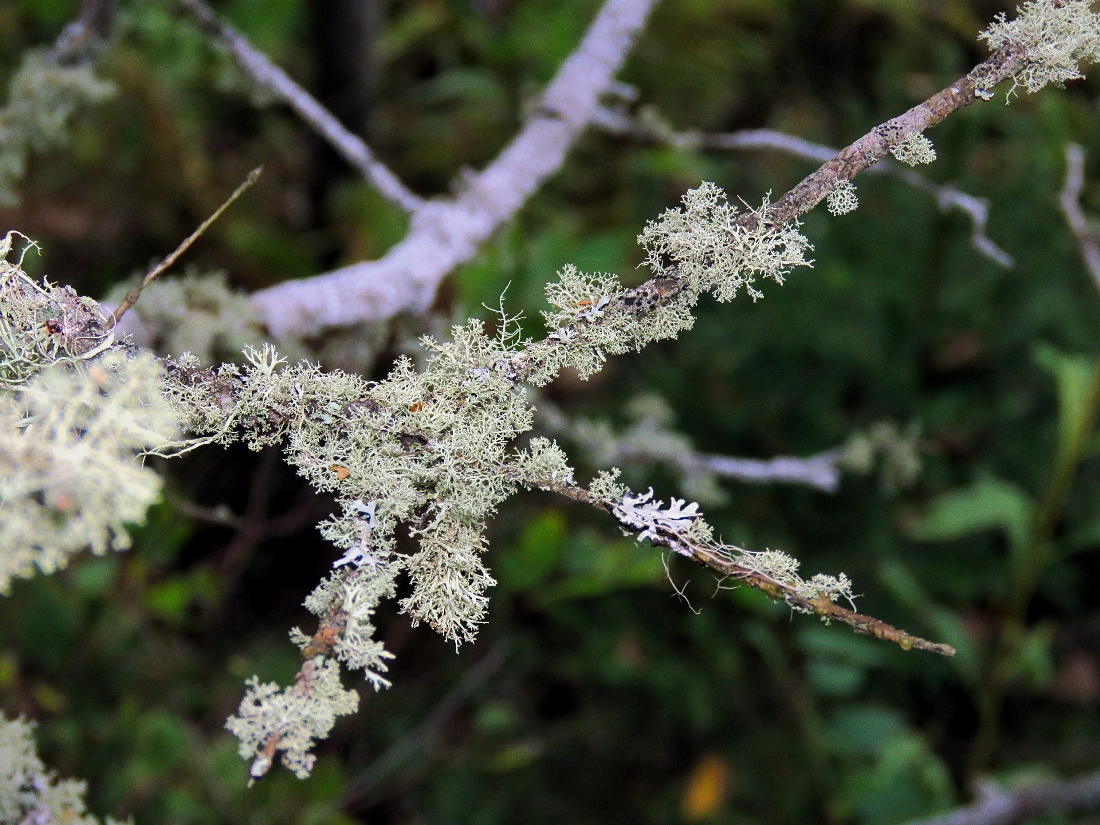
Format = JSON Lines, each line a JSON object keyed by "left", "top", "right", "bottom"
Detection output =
{"left": 904, "top": 771, "right": 1100, "bottom": 825}
{"left": 691, "top": 450, "right": 843, "bottom": 492}
{"left": 537, "top": 397, "right": 844, "bottom": 493}
{"left": 249, "top": 0, "right": 661, "bottom": 339}
{"left": 1060, "top": 143, "right": 1100, "bottom": 290}
{"left": 593, "top": 106, "right": 1014, "bottom": 268}
{"left": 175, "top": 0, "right": 423, "bottom": 215}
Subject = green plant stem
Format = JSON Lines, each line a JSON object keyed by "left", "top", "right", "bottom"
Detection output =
{"left": 968, "top": 357, "right": 1100, "bottom": 781}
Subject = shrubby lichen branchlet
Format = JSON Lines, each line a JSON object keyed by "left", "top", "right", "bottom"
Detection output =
{"left": 0, "top": 349, "right": 176, "bottom": 592}
{"left": 638, "top": 182, "right": 813, "bottom": 303}
{"left": 225, "top": 656, "right": 359, "bottom": 782}
{"left": 976, "top": 0, "right": 1100, "bottom": 100}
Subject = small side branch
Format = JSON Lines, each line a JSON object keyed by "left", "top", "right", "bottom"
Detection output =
{"left": 175, "top": 0, "right": 423, "bottom": 215}
{"left": 1059, "top": 143, "right": 1100, "bottom": 290}
{"left": 541, "top": 481, "right": 955, "bottom": 657}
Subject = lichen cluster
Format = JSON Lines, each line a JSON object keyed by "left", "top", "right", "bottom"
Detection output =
{"left": 0, "top": 50, "right": 114, "bottom": 206}
{"left": 977, "top": 0, "right": 1100, "bottom": 99}
{"left": 0, "top": 713, "right": 123, "bottom": 825}
{"left": 0, "top": 238, "right": 175, "bottom": 593}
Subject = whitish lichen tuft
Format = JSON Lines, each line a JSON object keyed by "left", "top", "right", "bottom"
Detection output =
{"left": 0, "top": 713, "right": 123, "bottom": 825}
{"left": 638, "top": 182, "right": 813, "bottom": 302}
{"left": 890, "top": 133, "right": 937, "bottom": 167}
{"left": 0, "top": 50, "right": 115, "bottom": 206}
{"left": 225, "top": 657, "right": 359, "bottom": 781}
{"left": 0, "top": 350, "right": 177, "bottom": 592}
{"left": 827, "top": 179, "right": 860, "bottom": 215}
{"left": 977, "top": 0, "right": 1100, "bottom": 99}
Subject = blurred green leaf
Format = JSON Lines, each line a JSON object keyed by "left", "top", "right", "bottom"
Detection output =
{"left": 910, "top": 476, "right": 1033, "bottom": 556}
{"left": 496, "top": 509, "right": 568, "bottom": 591}
{"left": 1033, "top": 344, "right": 1100, "bottom": 470}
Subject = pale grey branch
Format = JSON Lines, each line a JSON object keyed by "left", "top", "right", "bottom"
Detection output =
{"left": 1060, "top": 142, "right": 1100, "bottom": 291}
{"left": 176, "top": 0, "right": 423, "bottom": 215}
{"left": 905, "top": 771, "right": 1100, "bottom": 825}
{"left": 250, "top": 0, "right": 660, "bottom": 339}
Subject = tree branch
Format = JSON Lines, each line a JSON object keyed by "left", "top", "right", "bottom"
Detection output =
{"left": 175, "top": 0, "right": 423, "bottom": 215}
{"left": 1060, "top": 143, "right": 1100, "bottom": 290}
{"left": 248, "top": 0, "right": 661, "bottom": 339}
{"left": 593, "top": 106, "right": 1014, "bottom": 268}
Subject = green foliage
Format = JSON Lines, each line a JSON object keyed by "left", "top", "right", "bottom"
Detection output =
{"left": 0, "top": 49, "right": 114, "bottom": 206}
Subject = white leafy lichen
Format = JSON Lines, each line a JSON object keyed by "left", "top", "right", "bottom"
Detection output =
{"left": 613, "top": 488, "right": 700, "bottom": 553}
{"left": 977, "top": 0, "right": 1100, "bottom": 100}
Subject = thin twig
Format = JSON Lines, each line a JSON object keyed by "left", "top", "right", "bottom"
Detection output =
{"left": 174, "top": 0, "right": 423, "bottom": 215}
{"left": 112, "top": 167, "right": 261, "bottom": 324}
{"left": 1059, "top": 143, "right": 1100, "bottom": 290}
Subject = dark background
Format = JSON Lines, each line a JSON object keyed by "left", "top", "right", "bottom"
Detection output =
{"left": 2, "top": 0, "right": 1100, "bottom": 822}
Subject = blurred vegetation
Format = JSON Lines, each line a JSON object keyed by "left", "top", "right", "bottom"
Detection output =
{"left": 2, "top": 0, "right": 1100, "bottom": 823}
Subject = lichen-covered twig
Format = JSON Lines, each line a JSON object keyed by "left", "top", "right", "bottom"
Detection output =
{"left": 534, "top": 478, "right": 955, "bottom": 657}
{"left": 592, "top": 107, "right": 1014, "bottom": 268}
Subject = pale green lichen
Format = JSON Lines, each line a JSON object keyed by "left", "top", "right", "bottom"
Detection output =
{"left": 1, "top": 235, "right": 116, "bottom": 389}
{"left": 0, "top": 713, "right": 124, "bottom": 825}
{"left": 0, "top": 350, "right": 177, "bottom": 592}
{"left": 977, "top": 0, "right": 1100, "bottom": 100}
{"left": 225, "top": 657, "right": 358, "bottom": 781}
{"left": 0, "top": 49, "right": 115, "bottom": 206}
{"left": 638, "top": 182, "right": 813, "bottom": 302}
{"left": 827, "top": 179, "right": 859, "bottom": 216}
{"left": 890, "top": 133, "right": 937, "bottom": 167}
